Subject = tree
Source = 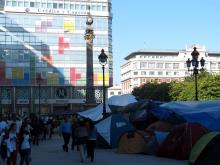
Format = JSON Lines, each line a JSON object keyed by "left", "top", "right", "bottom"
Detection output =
{"left": 169, "top": 72, "right": 220, "bottom": 101}
{"left": 132, "top": 82, "right": 171, "bottom": 101}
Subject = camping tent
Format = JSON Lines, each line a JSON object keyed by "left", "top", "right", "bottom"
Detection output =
{"left": 160, "top": 100, "right": 220, "bottom": 131}
{"left": 157, "top": 123, "right": 209, "bottom": 160}
{"left": 77, "top": 103, "right": 111, "bottom": 121}
{"left": 95, "top": 114, "right": 135, "bottom": 148}
{"left": 117, "top": 130, "right": 158, "bottom": 154}
{"left": 189, "top": 132, "right": 220, "bottom": 165}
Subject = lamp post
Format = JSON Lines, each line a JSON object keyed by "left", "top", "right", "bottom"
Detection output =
{"left": 98, "top": 49, "right": 108, "bottom": 118}
{"left": 186, "top": 47, "right": 205, "bottom": 101}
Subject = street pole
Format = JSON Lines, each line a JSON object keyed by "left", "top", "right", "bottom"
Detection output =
{"left": 194, "top": 71, "right": 198, "bottom": 101}
{"left": 84, "top": 12, "right": 95, "bottom": 105}
{"left": 38, "top": 83, "right": 41, "bottom": 115}
{"left": 102, "top": 65, "right": 106, "bottom": 118}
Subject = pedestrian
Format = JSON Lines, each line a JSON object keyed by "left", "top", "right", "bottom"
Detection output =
{"left": 59, "top": 117, "right": 72, "bottom": 152}
{"left": 6, "top": 123, "right": 17, "bottom": 165}
{"left": 75, "top": 120, "right": 88, "bottom": 162}
{"left": 18, "top": 123, "right": 31, "bottom": 165}
{"left": 86, "top": 120, "right": 97, "bottom": 162}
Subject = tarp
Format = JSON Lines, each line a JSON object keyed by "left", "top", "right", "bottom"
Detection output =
{"left": 95, "top": 114, "right": 135, "bottom": 148}
{"left": 77, "top": 103, "right": 111, "bottom": 121}
{"left": 160, "top": 100, "right": 220, "bottom": 131}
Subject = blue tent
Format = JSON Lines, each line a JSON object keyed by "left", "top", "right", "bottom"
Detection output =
{"left": 160, "top": 100, "right": 220, "bottom": 131}
{"left": 95, "top": 114, "right": 135, "bottom": 148}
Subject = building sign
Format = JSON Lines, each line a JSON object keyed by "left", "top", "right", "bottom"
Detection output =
{"left": 4, "top": 7, "right": 109, "bottom": 17}
{"left": 56, "top": 87, "right": 67, "bottom": 99}
{"left": 17, "top": 99, "right": 29, "bottom": 104}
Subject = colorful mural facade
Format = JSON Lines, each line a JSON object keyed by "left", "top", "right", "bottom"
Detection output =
{"left": 0, "top": 12, "right": 112, "bottom": 87}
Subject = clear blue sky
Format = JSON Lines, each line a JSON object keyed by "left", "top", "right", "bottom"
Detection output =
{"left": 112, "top": 0, "right": 220, "bottom": 84}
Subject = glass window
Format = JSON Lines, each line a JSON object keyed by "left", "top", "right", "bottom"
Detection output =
{"left": 118, "top": 92, "right": 121, "bottom": 95}
{"left": 12, "top": 0, "right": 17, "bottom": 6}
{"left": 91, "top": 4, "right": 97, "bottom": 11}
{"left": 18, "top": 1, "right": 23, "bottom": 7}
{"left": 148, "top": 62, "right": 155, "bottom": 68}
{"left": 158, "top": 71, "right": 163, "bottom": 75}
{"left": 70, "top": 4, "right": 74, "bottom": 9}
{"left": 149, "top": 71, "right": 155, "bottom": 75}
{"left": 140, "top": 62, "right": 147, "bottom": 68}
{"left": 174, "top": 72, "right": 179, "bottom": 76}
{"left": 64, "top": 3, "right": 69, "bottom": 9}
{"left": 102, "top": 5, "right": 107, "bottom": 11}
{"left": 75, "top": 4, "right": 80, "bottom": 10}
{"left": 156, "top": 63, "right": 163, "bottom": 69}
{"left": 36, "top": 2, "right": 40, "bottom": 8}
{"left": 58, "top": 3, "right": 63, "bottom": 9}
{"left": 47, "top": 3, "right": 52, "bottom": 8}
{"left": 30, "top": 2, "right": 34, "bottom": 7}
{"left": 133, "top": 72, "right": 138, "bottom": 75}
{"left": 211, "top": 63, "right": 216, "bottom": 69}
{"left": 165, "top": 63, "right": 172, "bottom": 69}
{"left": 218, "top": 62, "right": 220, "bottom": 69}
{"left": 81, "top": 4, "right": 86, "bottom": 10}
{"left": 24, "top": 1, "right": 29, "bottom": 7}
{"left": 110, "top": 92, "right": 114, "bottom": 95}
{"left": 53, "top": 3, "right": 57, "bottom": 9}
{"left": 141, "top": 71, "right": 146, "bottom": 75}
{"left": 6, "top": 1, "right": 12, "bottom": 6}
{"left": 173, "top": 63, "right": 179, "bottom": 69}
{"left": 97, "top": 5, "right": 101, "bottom": 11}
{"left": 166, "top": 71, "right": 171, "bottom": 76}
{"left": 42, "top": 2, "right": 46, "bottom": 8}
{"left": 133, "top": 62, "right": 138, "bottom": 69}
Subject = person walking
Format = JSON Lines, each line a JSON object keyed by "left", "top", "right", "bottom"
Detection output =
{"left": 75, "top": 120, "right": 88, "bottom": 163}
{"left": 6, "top": 123, "right": 18, "bottom": 165}
{"left": 86, "top": 120, "right": 97, "bottom": 162}
{"left": 18, "top": 123, "right": 31, "bottom": 165}
{"left": 59, "top": 118, "right": 72, "bottom": 152}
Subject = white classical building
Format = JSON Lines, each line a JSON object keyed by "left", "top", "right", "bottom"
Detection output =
{"left": 107, "top": 84, "right": 122, "bottom": 98}
{"left": 121, "top": 45, "right": 220, "bottom": 94}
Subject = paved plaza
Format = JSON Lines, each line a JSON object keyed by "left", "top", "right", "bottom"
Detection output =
{"left": 23, "top": 136, "right": 188, "bottom": 165}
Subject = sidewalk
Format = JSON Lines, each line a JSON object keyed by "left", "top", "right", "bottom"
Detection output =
{"left": 24, "top": 136, "right": 188, "bottom": 165}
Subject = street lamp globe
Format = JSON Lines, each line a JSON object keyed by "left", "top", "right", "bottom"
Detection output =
{"left": 98, "top": 49, "right": 108, "bottom": 66}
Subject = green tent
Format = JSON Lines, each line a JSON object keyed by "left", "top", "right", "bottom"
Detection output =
{"left": 189, "top": 132, "right": 220, "bottom": 165}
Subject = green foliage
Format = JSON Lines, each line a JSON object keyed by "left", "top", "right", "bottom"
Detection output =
{"left": 132, "top": 82, "right": 171, "bottom": 101}
{"left": 169, "top": 72, "right": 220, "bottom": 101}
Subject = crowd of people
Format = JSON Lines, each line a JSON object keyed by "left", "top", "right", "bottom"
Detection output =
{"left": 0, "top": 113, "right": 57, "bottom": 165}
{"left": 59, "top": 115, "right": 97, "bottom": 163}
{"left": 0, "top": 113, "right": 98, "bottom": 164}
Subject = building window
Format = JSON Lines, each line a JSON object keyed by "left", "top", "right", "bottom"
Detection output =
{"left": 166, "top": 71, "right": 171, "bottom": 76}
{"left": 53, "top": 3, "right": 57, "bottom": 9}
{"left": 148, "top": 62, "right": 155, "bottom": 68}
{"left": 156, "top": 63, "right": 163, "bottom": 69}
{"left": 30, "top": 2, "right": 35, "bottom": 7}
{"left": 158, "top": 71, "right": 163, "bottom": 76}
{"left": 218, "top": 62, "right": 220, "bottom": 69}
{"left": 140, "top": 62, "right": 147, "bottom": 68}
{"left": 173, "top": 63, "right": 179, "bottom": 69}
{"left": 174, "top": 71, "right": 179, "bottom": 76}
{"left": 133, "top": 72, "right": 138, "bottom": 75}
{"left": 118, "top": 92, "right": 122, "bottom": 95}
{"left": 149, "top": 71, "right": 155, "bottom": 75}
{"left": 165, "top": 63, "right": 172, "bottom": 69}
{"left": 110, "top": 92, "right": 114, "bottom": 96}
{"left": 141, "top": 71, "right": 146, "bottom": 75}
{"left": 133, "top": 62, "right": 138, "bottom": 69}
{"left": 211, "top": 63, "right": 216, "bottom": 69}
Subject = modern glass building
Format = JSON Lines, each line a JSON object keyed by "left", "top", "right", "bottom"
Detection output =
{"left": 0, "top": 0, "right": 113, "bottom": 114}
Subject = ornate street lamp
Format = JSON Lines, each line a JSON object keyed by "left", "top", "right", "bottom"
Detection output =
{"left": 84, "top": 9, "right": 95, "bottom": 104}
{"left": 186, "top": 47, "right": 205, "bottom": 101}
{"left": 98, "top": 49, "right": 108, "bottom": 118}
